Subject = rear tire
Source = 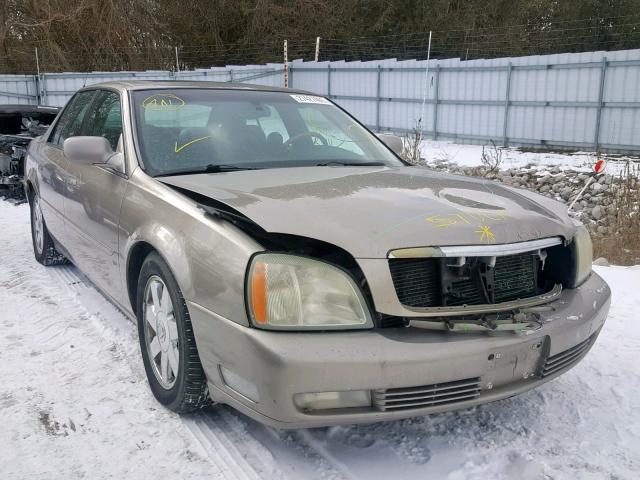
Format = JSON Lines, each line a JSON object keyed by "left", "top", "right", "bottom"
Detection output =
{"left": 29, "top": 191, "right": 69, "bottom": 266}
{"left": 136, "top": 252, "right": 210, "bottom": 412}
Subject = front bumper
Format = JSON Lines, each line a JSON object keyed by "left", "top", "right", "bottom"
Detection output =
{"left": 189, "top": 272, "right": 610, "bottom": 429}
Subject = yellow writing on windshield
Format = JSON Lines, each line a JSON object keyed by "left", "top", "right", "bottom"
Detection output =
{"left": 143, "top": 94, "right": 185, "bottom": 111}
{"left": 174, "top": 135, "right": 211, "bottom": 153}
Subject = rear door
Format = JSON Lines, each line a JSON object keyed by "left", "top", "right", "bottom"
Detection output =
{"left": 62, "top": 89, "right": 128, "bottom": 296}
{"left": 38, "top": 90, "right": 96, "bottom": 243}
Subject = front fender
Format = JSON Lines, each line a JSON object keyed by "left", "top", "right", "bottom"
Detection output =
{"left": 119, "top": 170, "right": 263, "bottom": 326}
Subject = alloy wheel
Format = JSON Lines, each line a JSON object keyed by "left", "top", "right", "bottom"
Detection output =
{"left": 33, "top": 196, "right": 44, "bottom": 255}
{"left": 143, "top": 275, "right": 179, "bottom": 389}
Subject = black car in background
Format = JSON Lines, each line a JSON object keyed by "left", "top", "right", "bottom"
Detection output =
{"left": 0, "top": 105, "right": 59, "bottom": 201}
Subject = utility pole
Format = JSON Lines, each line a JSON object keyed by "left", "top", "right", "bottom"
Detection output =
{"left": 284, "top": 40, "right": 289, "bottom": 88}
{"left": 315, "top": 37, "right": 321, "bottom": 62}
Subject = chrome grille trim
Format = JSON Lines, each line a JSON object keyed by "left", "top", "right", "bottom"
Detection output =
{"left": 439, "top": 237, "right": 563, "bottom": 257}
{"left": 373, "top": 377, "right": 481, "bottom": 411}
{"left": 541, "top": 335, "right": 594, "bottom": 377}
{"left": 388, "top": 237, "right": 563, "bottom": 259}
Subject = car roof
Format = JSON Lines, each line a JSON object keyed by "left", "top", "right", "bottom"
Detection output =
{"left": 79, "top": 80, "right": 317, "bottom": 96}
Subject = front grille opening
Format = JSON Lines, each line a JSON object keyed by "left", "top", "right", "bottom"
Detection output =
{"left": 388, "top": 258, "right": 441, "bottom": 308}
{"left": 373, "top": 377, "right": 481, "bottom": 411}
{"left": 390, "top": 245, "right": 570, "bottom": 309}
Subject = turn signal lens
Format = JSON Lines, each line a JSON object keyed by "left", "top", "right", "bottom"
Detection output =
{"left": 250, "top": 261, "right": 268, "bottom": 324}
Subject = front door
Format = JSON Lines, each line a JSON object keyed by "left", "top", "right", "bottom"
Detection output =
{"left": 37, "top": 90, "right": 96, "bottom": 243}
{"left": 62, "top": 90, "right": 128, "bottom": 297}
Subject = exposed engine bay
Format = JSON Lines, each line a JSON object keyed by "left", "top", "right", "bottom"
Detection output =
{"left": 0, "top": 105, "right": 59, "bottom": 202}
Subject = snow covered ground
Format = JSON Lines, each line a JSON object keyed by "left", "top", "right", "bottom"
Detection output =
{"left": 421, "top": 139, "right": 637, "bottom": 176}
{"left": 1, "top": 199, "right": 639, "bottom": 479}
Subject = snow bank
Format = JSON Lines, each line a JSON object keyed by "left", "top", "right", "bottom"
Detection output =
{"left": 421, "top": 139, "right": 635, "bottom": 176}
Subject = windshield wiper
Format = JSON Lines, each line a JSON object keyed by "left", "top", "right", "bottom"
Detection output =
{"left": 202, "top": 164, "right": 260, "bottom": 173}
{"left": 157, "top": 164, "right": 260, "bottom": 177}
{"left": 315, "top": 161, "right": 386, "bottom": 167}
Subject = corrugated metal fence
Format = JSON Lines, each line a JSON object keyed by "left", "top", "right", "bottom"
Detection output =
{"left": 2, "top": 49, "right": 640, "bottom": 153}
{"left": 0, "top": 64, "right": 285, "bottom": 107}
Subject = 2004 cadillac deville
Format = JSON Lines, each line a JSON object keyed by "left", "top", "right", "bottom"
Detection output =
{"left": 25, "top": 81, "right": 610, "bottom": 428}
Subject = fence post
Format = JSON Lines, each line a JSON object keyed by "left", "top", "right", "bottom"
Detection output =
{"left": 503, "top": 62, "right": 513, "bottom": 146}
{"left": 33, "top": 76, "right": 39, "bottom": 105}
{"left": 41, "top": 73, "right": 48, "bottom": 105}
{"left": 432, "top": 64, "right": 440, "bottom": 140}
{"left": 283, "top": 40, "right": 289, "bottom": 88}
{"left": 229, "top": 69, "right": 234, "bottom": 82}
{"left": 376, "top": 65, "right": 382, "bottom": 131}
{"left": 327, "top": 63, "right": 332, "bottom": 97}
{"left": 594, "top": 57, "right": 608, "bottom": 151}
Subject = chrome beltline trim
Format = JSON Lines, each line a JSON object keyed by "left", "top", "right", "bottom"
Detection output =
{"left": 388, "top": 236, "right": 564, "bottom": 258}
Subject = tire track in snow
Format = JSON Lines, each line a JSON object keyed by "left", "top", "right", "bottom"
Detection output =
{"left": 183, "top": 413, "right": 262, "bottom": 480}
{"left": 47, "top": 264, "right": 357, "bottom": 480}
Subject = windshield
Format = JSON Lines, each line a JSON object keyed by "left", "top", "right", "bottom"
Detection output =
{"left": 131, "top": 89, "right": 403, "bottom": 176}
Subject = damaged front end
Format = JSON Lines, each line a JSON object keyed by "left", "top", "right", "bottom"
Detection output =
{"left": 0, "top": 105, "right": 59, "bottom": 202}
{"left": 194, "top": 197, "right": 589, "bottom": 334}
{"left": 161, "top": 170, "right": 592, "bottom": 334}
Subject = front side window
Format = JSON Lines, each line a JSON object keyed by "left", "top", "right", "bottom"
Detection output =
{"left": 131, "top": 89, "right": 402, "bottom": 176}
{"left": 84, "top": 90, "right": 123, "bottom": 151}
{"left": 49, "top": 91, "right": 96, "bottom": 147}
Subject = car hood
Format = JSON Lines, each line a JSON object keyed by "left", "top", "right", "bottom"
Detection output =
{"left": 158, "top": 166, "right": 576, "bottom": 259}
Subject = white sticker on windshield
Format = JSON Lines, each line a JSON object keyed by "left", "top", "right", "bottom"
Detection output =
{"left": 290, "top": 94, "right": 331, "bottom": 105}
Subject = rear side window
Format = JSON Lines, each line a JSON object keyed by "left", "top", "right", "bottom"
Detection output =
{"left": 49, "top": 91, "right": 96, "bottom": 146}
{"left": 84, "top": 91, "right": 123, "bottom": 151}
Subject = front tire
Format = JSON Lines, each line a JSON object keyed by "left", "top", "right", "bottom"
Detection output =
{"left": 30, "top": 192, "right": 68, "bottom": 266}
{"left": 136, "top": 252, "right": 209, "bottom": 412}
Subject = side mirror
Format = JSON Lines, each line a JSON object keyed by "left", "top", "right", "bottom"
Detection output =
{"left": 377, "top": 133, "right": 403, "bottom": 156}
{"left": 63, "top": 136, "right": 113, "bottom": 165}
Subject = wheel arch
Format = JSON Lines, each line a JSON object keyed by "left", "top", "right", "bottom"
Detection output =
{"left": 126, "top": 240, "right": 156, "bottom": 315}
{"left": 124, "top": 231, "right": 194, "bottom": 317}
{"left": 25, "top": 180, "right": 35, "bottom": 204}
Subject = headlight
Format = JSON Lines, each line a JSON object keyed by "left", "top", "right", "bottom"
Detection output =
{"left": 569, "top": 224, "right": 593, "bottom": 287}
{"left": 246, "top": 253, "right": 373, "bottom": 330}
